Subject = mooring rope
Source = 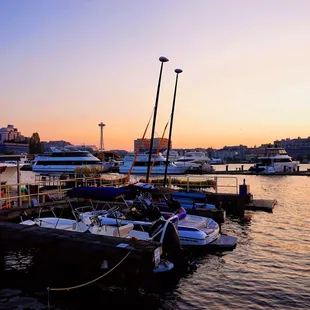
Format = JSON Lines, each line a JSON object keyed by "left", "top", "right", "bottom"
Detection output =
{"left": 47, "top": 250, "right": 132, "bottom": 308}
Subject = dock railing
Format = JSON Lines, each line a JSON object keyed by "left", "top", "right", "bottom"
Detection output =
{"left": 137, "top": 175, "right": 239, "bottom": 194}
{"left": 0, "top": 174, "right": 240, "bottom": 209}
{"left": 0, "top": 174, "right": 128, "bottom": 209}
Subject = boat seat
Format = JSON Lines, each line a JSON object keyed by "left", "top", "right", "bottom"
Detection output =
{"left": 112, "top": 223, "right": 134, "bottom": 237}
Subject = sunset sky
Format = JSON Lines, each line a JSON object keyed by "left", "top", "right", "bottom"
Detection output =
{"left": 1, "top": 0, "right": 310, "bottom": 151}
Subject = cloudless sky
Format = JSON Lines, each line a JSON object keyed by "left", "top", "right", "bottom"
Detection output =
{"left": 1, "top": 0, "right": 310, "bottom": 151}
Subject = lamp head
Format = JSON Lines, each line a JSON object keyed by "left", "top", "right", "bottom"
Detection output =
{"left": 175, "top": 69, "right": 183, "bottom": 74}
{"left": 159, "top": 56, "right": 169, "bottom": 62}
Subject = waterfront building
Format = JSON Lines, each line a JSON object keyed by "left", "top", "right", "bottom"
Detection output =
{"left": 0, "top": 125, "right": 28, "bottom": 143}
{"left": 74, "top": 144, "right": 98, "bottom": 153}
{"left": 0, "top": 125, "right": 29, "bottom": 154}
{"left": 41, "top": 140, "right": 72, "bottom": 152}
{"left": 134, "top": 137, "right": 170, "bottom": 152}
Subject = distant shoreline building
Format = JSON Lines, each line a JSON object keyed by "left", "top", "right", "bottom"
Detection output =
{"left": 0, "top": 124, "right": 29, "bottom": 154}
{"left": 0, "top": 125, "right": 28, "bottom": 143}
{"left": 134, "top": 138, "right": 170, "bottom": 153}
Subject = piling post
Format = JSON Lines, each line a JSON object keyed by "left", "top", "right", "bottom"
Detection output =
{"left": 226, "top": 164, "right": 228, "bottom": 171}
{"left": 186, "top": 175, "right": 189, "bottom": 192}
{"left": 236, "top": 195, "right": 245, "bottom": 217}
{"left": 17, "top": 160, "right": 21, "bottom": 207}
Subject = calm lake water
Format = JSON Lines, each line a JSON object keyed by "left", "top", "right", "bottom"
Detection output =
{"left": 1, "top": 165, "right": 310, "bottom": 309}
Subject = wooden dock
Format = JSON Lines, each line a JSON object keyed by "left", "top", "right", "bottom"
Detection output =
{"left": 0, "top": 220, "right": 164, "bottom": 287}
{"left": 245, "top": 199, "right": 277, "bottom": 212}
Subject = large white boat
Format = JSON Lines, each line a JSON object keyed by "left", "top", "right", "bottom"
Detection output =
{"left": 161, "top": 149, "right": 180, "bottom": 162}
{"left": 32, "top": 146, "right": 113, "bottom": 173}
{"left": 174, "top": 151, "right": 213, "bottom": 172}
{"left": 0, "top": 163, "right": 19, "bottom": 184}
{"left": 249, "top": 145, "right": 299, "bottom": 174}
{"left": 119, "top": 152, "right": 189, "bottom": 175}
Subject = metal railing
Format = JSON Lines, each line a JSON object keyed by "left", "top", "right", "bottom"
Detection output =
{"left": 146, "top": 175, "right": 239, "bottom": 194}
{"left": 0, "top": 175, "right": 240, "bottom": 210}
{"left": 0, "top": 174, "right": 128, "bottom": 209}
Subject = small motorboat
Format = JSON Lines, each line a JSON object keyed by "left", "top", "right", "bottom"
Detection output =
{"left": 75, "top": 188, "right": 237, "bottom": 251}
{"left": 66, "top": 187, "right": 192, "bottom": 273}
{"left": 20, "top": 216, "right": 134, "bottom": 238}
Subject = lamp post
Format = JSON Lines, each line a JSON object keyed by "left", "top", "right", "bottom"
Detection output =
{"left": 163, "top": 68, "right": 183, "bottom": 187}
{"left": 146, "top": 56, "right": 169, "bottom": 183}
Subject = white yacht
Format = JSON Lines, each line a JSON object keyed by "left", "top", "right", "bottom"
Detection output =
{"left": 174, "top": 151, "right": 213, "bottom": 172}
{"left": 161, "top": 149, "right": 180, "bottom": 162}
{"left": 0, "top": 163, "right": 19, "bottom": 184}
{"left": 249, "top": 146, "right": 299, "bottom": 174}
{"left": 119, "top": 152, "right": 189, "bottom": 175}
{"left": 209, "top": 158, "right": 225, "bottom": 165}
{"left": 32, "top": 146, "right": 113, "bottom": 173}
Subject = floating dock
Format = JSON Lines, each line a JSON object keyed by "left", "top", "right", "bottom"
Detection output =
{"left": 245, "top": 199, "right": 277, "bottom": 212}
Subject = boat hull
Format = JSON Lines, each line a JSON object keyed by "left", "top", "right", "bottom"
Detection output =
{"left": 32, "top": 163, "right": 113, "bottom": 173}
{"left": 119, "top": 166, "right": 188, "bottom": 175}
{"left": 0, "top": 165, "right": 18, "bottom": 184}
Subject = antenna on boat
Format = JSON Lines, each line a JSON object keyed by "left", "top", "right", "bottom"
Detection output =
{"left": 146, "top": 56, "right": 169, "bottom": 184}
{"left": 163, "top": 68, "right": 183, "bottom": 187}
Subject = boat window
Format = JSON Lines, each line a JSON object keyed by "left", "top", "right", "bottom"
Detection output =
{"left": 276, "top": 158, "right": 292, "bottom": 163}
{"left": 35, "top": 160, "right": 101, "bottom": 165}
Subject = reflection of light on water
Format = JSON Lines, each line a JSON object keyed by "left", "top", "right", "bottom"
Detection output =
{"left": 4, "top": 250, "right": 34, "bottom": 271}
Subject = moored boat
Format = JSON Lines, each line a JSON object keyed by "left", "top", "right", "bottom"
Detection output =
{"left": 0, "top": 163, "right": 19, "bottom": 184}
{"left": 32, "top": 146, "right": 113, "bottom": 174}
{"left": 119, "top": 152, "right": 189, "bottom": 175}
{"left": 249, "top": 145, "right": 299, "bottom": 174}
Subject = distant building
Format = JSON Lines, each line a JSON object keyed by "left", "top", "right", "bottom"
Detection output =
{"left": 74, "top": 144, "right": 98, "bottom": 153}
{"left": 41, "top": 140, "right": 72, "bottom": 152}
{"left": 273, "top": 137, "right": 310, "bottom": 160}
{"left": 210, "top": 145, "right": 248, "bottom": 161}
{"left": 0, "top": 124, "right": 28, "bottom": 143}
{"left": 0, "top": 124, "right": 29, "bottom": 154}
{"left": 134, "top": 138, "right": 170, "bottom": 152}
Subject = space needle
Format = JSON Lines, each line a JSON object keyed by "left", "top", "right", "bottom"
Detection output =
{"left": 98, "top": 122, "right": 105, "bottom": 152}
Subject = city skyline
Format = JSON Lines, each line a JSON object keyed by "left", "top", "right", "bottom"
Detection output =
{"left": 1, "top": 1, "right": 310, "bottom": 151}
{"left": 2, "top": 123, "right": 310, "bottom": 153}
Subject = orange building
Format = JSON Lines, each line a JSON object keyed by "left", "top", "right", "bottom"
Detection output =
{"left": 134, "top": 138, "right": 170, "bottom": 152}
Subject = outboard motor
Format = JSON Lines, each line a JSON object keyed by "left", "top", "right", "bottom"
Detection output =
{"left": 156, "top": 221, "right": 192, "bottom": 269}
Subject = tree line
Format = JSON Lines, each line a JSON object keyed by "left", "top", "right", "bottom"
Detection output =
{"left": 28, "top": 132, "right": 43, "bottom": 154}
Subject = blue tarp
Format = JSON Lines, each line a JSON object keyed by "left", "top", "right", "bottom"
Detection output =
{"left": 171, "top": 191, "right": 207, "bottom": 202}
{"left": 66, "top": 186, "right": 130, "bottom": 200}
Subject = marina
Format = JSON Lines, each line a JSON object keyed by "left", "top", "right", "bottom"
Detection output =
{"left": 0, "top": 170, "right": 309, "bottom": 309}
{"left": 2, "top": 1, "right": 310, "bottom": 308}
